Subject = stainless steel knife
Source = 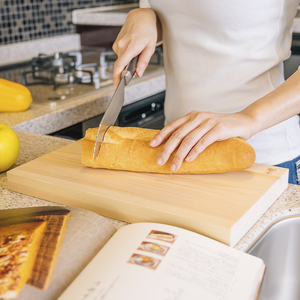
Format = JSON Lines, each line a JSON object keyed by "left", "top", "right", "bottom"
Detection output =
{"left": 92, "top": 55, "right": 139, "bottom": 161}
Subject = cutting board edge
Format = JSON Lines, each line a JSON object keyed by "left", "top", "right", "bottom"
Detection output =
{"left": 7, "top": 166, "right": 240, "bottom": 227}
{"left": 7, "top": 158, "right": 289, "bottom": 224}
{"left": 230, "top": 168, "right": 289, "bottom": 246}
{"left": 7, "top": 171, "right": 233, "bottom": 245}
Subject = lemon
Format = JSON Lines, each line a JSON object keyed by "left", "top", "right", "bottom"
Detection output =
{"left": 0, "top": 124, "right": 20, "bottom": 173}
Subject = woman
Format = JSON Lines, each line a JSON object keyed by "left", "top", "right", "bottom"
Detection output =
{"left": 112, "top": 0, "right": 300, "bottom": 184}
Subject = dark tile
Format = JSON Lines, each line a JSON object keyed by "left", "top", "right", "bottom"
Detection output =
{"left": 0, "top": 0, "right": 139, "bottom": 46}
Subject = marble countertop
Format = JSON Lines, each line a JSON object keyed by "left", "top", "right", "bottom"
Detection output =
{"left": 1, "top": 66, "right": 165, "bottom": 135}
{"left": 1, "top": 130, "right": 300, "bottom": 253}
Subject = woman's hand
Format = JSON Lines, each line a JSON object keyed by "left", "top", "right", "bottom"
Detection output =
{"left": 112, "top": 8, "right": 161, "bottom": 89}
{"left": 149, "top": 110, "right": 254, "bottom": 171}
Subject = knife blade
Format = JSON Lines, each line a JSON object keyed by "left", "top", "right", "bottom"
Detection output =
{"left": 92, "top": 55, "right": 139, "bottom": 161}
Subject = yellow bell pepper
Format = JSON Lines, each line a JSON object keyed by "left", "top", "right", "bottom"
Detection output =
{"left": 0, "top": 78, "right": 33, "bottom": 112}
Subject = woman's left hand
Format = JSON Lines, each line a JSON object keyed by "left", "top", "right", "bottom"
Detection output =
{"left": 149, "top": 110, "right": 254, "bottom": 171}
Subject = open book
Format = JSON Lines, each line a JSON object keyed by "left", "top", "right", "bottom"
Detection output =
{"left": 58, "top": 222, "right": 265, "bottom": 300}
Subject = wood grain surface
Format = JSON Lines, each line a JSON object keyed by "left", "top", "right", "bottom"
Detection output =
{"left": 7, "top": 140, "right": 289, "bottom": 246}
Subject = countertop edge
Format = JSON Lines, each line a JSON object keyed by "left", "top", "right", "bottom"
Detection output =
{"left": 5, "top": 69, "right": 166, "bottom": 134}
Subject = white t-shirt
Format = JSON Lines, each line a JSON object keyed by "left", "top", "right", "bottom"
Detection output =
{"left": 140, "top": 0, "right": 300, "bottom": 165}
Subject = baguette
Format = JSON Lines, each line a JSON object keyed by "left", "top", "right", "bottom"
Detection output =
{"left": 81, "top": 126, "right": 256, "bottom": 174}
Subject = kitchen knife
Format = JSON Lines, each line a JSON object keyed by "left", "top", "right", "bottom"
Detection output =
{"left": 92, "top": 55, "right": 139, "bottom": 161}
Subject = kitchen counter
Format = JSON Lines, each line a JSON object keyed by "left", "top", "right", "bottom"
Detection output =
{"left": 1, "top": 130, "right": 300, "bottom": 252}
{"left": 0, "top": 65, "right": 165, "bottom": 135}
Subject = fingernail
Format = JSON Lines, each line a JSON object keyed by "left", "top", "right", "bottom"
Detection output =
{"left": 157, "top": 157, "right": 163, "bottom": 166}
{"left": 185, "top": 156, "right": 192, "bottom": 162}
{"left": 170, "top": 163, "right": 177, "bottom": 172}
{"left": 136, "top": 68, "right": 144, "bottom": 78}
{"left": 149, "top": 138, "right": 157, "bottom": 147}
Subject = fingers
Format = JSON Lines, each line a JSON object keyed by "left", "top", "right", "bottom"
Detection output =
{"left": 112, "top": 43, "right": 155, "bottom": 89}
{"left": 136, "top": 46, "right": 155, "bottom": 77}
{"left": 160, "top": 129, "right": 201, "bottom": 171}
{"left": 149, "top": 116, "right": 189, "bottom": 147}
{"left": 150, "top": 111, "right": 235, "bottom": 172}
{"left": 112, "top": 50, "right": 137, "bottom": 89}
{"left": 149, "top": 113, "right": 202, "bottom": 169}
{"left": 158, "top": 121, "right": 210, "bottom": 171}
{"left": 164, "top": 126, "right": 220, "bottom": 172}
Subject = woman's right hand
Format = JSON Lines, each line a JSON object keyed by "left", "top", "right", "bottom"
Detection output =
{"left": 112, "top": 8, "right": 160, "bottom": 89}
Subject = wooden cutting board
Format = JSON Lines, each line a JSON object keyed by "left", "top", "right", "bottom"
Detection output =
{"left": 7, "top": 140, "right": 288, "bottom": 246}
{"left": 0, "top": 206, "right": 70, "bottom": 290}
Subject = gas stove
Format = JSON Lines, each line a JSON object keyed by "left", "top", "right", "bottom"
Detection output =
{"left": 0, "top": 47, "right": 163, "bottom": 108}
{"left": 22, "top": 52, "right": 99, "bottom": 90}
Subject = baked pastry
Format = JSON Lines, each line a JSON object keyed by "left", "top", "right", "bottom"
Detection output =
{"left": 81, "top": 126, "right": 256, "bottom": 174}
{"left": 0, "top": 206, "right": 71, "bottom": 290}
{"left": 0, "top": 221, "right": 47, "bottom": 299}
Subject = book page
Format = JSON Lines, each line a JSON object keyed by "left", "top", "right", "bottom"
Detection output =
{"left": 58, "top": 222, "right": 265, "bottom": 300}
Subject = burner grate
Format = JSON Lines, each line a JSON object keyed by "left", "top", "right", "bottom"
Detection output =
{"left": 22, "top": 52, "right": 99, "bottom": 90}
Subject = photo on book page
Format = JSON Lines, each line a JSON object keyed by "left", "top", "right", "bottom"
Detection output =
{"left": 147, "top": 230, "right": 177, "bottom": 243}
{"left": 128, "top": 254, "right": 161, "bottom": 270}
{"left": 138, "top": 241, "right": 170, "bottom": 256}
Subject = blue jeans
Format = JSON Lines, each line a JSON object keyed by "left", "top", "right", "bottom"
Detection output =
{"left": 275, "top": 155, "right": 300, "bottom": 185}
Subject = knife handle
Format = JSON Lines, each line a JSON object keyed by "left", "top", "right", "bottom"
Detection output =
{"left": 121, "top": 55, "right": 139, "bottom": 86}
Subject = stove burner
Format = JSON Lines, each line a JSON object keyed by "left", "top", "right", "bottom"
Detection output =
{"left": 22, "top": 52, "right": 99, "bottom": 90}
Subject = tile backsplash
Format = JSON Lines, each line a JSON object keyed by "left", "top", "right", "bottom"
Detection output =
{"left": 0, "top": 0, "right": 138, "bottom": 46}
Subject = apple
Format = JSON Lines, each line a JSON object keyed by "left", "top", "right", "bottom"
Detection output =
{"left": 0, "top": 123, "right": 20, "bottom": 173}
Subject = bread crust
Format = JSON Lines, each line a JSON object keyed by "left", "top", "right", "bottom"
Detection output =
{"left": 81, "top": 126, "right": 256, "bottom": 174}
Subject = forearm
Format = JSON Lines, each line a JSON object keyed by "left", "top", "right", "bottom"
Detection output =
{"left": 241, "top": 68, "right": 300, "bottom": 138}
